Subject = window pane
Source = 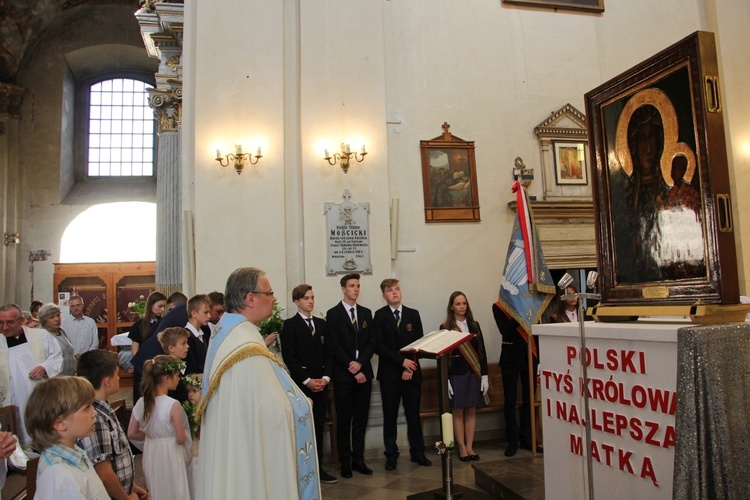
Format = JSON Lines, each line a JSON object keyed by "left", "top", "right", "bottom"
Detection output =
{"left": 87, "top": 78, "right": 155, "bottom": 177}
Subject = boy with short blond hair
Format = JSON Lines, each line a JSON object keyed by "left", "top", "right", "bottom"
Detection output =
{"left": 25, "top": 376, "right": 108, "bottom": 498}
{"left": 157, "top": 326, "right": 190, "bottom": 402}
{"left": 157, "top": 327, "right": 190, "bottom": 357}
{"left": 77, "top": 350, "right": 149, "bottom": 500}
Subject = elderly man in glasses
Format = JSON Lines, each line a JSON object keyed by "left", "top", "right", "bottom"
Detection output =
{"left": 0, "top": 303, "right": 63, "bottom": 445}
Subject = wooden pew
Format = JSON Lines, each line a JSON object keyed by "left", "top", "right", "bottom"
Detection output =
{"left": 419, "top": 364, "right": 542, "bottom": 439}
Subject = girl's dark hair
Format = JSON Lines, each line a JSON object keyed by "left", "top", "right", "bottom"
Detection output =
{"left": 556, "top": 285, "right": 579, "bottom": 317}
{"left": 140, "top": 354, "right": 179, "bottom": 422}
{"left": 442, "top": 291, "right": 475, "bottom": 331}
{"left": 141, "top": 291, "right": 167, "bottom": 337}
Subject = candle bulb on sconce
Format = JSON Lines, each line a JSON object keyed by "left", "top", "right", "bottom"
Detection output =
{"left": 215, "top": 143, "right": 263, "bottom": 175}
{"left": 323, "top": 142, "right": 368, "bottom": 174}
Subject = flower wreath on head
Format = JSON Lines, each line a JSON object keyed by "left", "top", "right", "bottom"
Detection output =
{"left": 181, "top": 373, "right": 203, "bottom": 389}
{"left": 163, "top": 359, "right": 187, "bottom": 374}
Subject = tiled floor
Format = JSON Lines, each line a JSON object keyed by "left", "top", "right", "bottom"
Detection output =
{"left": 319, "top": 438, "right": 539, "bottom": 499}
{"left": 114, "top": 387, "right": 541, "bottom": 499}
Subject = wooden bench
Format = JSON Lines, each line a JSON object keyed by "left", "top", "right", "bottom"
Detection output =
{"left": 419, "top": 364, "right": 542, "bottom": 437}
{"left": 420, "top": 365, "right": 506, "bottom": 428}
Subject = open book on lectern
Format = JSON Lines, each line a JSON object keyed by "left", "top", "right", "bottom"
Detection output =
{"left": 400, "top": 329, "right": 474, "bottom": 357}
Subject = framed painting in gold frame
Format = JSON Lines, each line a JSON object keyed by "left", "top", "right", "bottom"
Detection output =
{"left": 420, "top": 123, "right": 480, "bottom": 223}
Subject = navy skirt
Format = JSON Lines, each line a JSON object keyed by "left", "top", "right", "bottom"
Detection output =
{"left": 449, "top": 371, "right": 482, "bottom": 409}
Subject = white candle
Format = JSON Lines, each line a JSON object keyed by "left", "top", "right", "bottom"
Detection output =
{"left": 215, "top": 149, "right": 222, "bottom": 159}
{"left": 441, "top": 412, "right": 454, "bottom": 445}
{"left": 324, "top": 149, "right": 330, "bottom": 158}
{"left": 345, "top": 144, "right": 351, "bottom": 154}
{"left": 360, "top": 145, "right": 366, "bottom": 154}
{"left": 235, "top": 144, "right": 242, "bottom": 154}
{"left": 256, "top": 147, "right": 262, "bottom": 157}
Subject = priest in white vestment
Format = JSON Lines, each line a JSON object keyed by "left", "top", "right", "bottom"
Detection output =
{"left": 0, "top": 304, "right": 64, "bottom": 445}
{"left": 196, "top": 268, "right": 321, "bottom": 500}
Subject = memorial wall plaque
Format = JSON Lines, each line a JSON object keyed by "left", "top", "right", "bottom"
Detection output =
{"left": 585, "top": 31, "right": 738, "bottom": 306}
{"left": 325, "top": 190, "right": 372, "bottom": 275}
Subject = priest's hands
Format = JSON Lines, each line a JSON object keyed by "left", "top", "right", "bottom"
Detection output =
{"left": 28, "top": 365, "right": 46, "bottom": 380}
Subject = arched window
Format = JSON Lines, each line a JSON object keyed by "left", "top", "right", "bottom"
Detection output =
{"left": 87, "top": 78, "right": 155, "bottom": 177}
{"left": 60, "top": 202, "right": 156, "bottom": 263}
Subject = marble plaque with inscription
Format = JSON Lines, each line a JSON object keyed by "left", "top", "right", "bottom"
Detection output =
{"left": 325, "top": 190, "right": 372, "bottom": 275}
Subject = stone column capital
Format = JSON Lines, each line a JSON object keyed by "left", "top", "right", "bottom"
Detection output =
{"left": 0, "top": 84, "right": 26, "bottom": 120}
{"left": 148, "top": 86, "right": 182, "bottom": 133}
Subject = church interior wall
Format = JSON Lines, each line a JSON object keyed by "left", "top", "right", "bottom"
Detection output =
{"left": 0, "top": 0, "right": 746, "bottom": 449}
{"left": 709, "top": 0, "right": 750, "bottom": 294}
{"left": 3, "top": 0, "right": 747, "bottom": 375}
{"left": 9, "top": 5, "right": 157, "bottom": 305}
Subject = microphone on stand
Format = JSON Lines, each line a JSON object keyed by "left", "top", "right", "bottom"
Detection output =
{"left": 557, "top": 273, "right": 574, "bottom": 291}
{"left": 586, "top": 271, "right": 599, "bottom": 293}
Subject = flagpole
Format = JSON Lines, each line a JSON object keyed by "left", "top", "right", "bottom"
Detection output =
{"left": 562, "top": 288, "right": 600, "bottom": 500}
{"left": 527, "top": 329, "right": 537, "bottom": 457}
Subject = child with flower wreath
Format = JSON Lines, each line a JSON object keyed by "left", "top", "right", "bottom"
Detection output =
{"left": 182, "top": 373, "right": 202, "bottom": 499}
{"left": 127, "top": 355, "right": 192, "bottom": 500}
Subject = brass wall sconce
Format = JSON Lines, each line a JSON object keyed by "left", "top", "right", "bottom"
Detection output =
{"left": 215, "top": 144, "right": 262, "bottom": 175}
{"left": 324, "top": 143, "right": 367, "bottom": 174}
{"left": 4, "top": 232, "right": 20, "bottom": 246}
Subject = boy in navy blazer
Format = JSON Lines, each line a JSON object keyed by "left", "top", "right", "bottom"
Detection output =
{"left": 374, "top": 279, "right": 431, "bottom": 470}
{"left": 325, "top": 274, "right": 376, "bottom": 478}
{"left": 280, "top": 284, "right": 337, "bottom": 484}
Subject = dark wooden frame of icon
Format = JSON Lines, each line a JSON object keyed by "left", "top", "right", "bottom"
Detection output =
{"left": 420, "top": 123, "right": 481, "bottom": 223}
{"left": 585, "top": 31, "right": 738, "bottom": 306}
{"left": 502, "top": 0, "right": 603, "bottom": 14}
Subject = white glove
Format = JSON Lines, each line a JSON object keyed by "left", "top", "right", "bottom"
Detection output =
{"left": 481, "top": 375, "right": 489, "bottom": 395}
{"left": 448, "top": 380, "right": 453, "bottom": 399}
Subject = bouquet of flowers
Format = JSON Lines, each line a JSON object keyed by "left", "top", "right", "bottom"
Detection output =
{"left": 128, "top": 295, "right": 146, "bottom": 318}
{"left": 181, "top": 400, "right": 201, "bottom": 435}
{"left": 259, "top": 302, "right": 284, "bottom": 353}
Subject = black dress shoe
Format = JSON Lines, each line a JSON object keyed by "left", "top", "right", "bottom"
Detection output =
{"left": 520, "top": 442, "right": 544, "bottom": 453}
{"left": 352, "top": 461, "right": 373, "bottom": 475}
{"left": 320, "top": 469, "right": 338, "bottom": 484}
{"left": 385, "top": 458, "right": 397, "bottom": 470}
{"left": 505, "top": 442, "right": 518, "bottom": 457}
{"left": 411, "top": 455, "right": 432, "bottom": 466}
{"left": 340, "top": 464, "right": 352, "bottom": 478}
{"left": 469, "top": 454, "right": 480, "bottom": 461}
{"left": 458, "top": 455, "right": 471, "bottom": 462}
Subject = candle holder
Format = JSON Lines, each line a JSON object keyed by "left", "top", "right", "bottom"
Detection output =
{"left": 215, "top": 144, "right": 262, "bottom": 175}
{"left": 434, "top": 441, "right": 462, "bottom": 500}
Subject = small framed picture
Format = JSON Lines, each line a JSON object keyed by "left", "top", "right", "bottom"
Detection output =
{"left": 553, "top": 142, "right": 588, "bottom": 185}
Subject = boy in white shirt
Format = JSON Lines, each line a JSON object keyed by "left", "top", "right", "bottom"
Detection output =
{"left": 25, "top": 376, "right": 108, "bottom": 499}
